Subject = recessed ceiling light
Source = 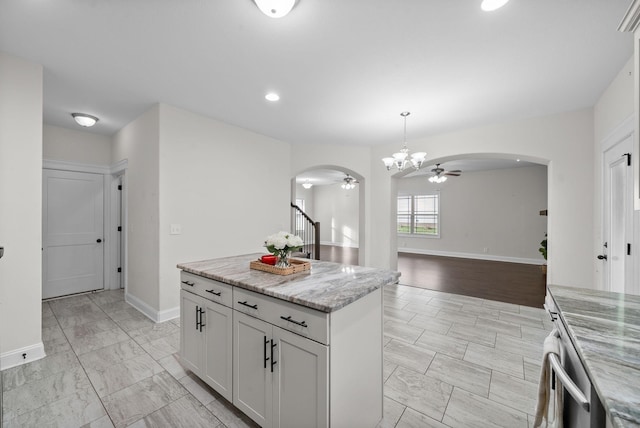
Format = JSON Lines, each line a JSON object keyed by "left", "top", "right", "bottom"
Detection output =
{"left": 481, "top": 0, "right": 510, "bottom": 12}
{"left": 265, "top": 93, "right": 280, "bottom": 102}
{"left": 516, "top": 158, "right": 521, "bottom": 162}
{"left": 71, "top": 113, "right": 99, "bottom": 127}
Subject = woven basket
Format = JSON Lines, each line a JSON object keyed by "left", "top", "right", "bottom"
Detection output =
{"left": 250, "top": 258, "right": 311, "bottom": 276}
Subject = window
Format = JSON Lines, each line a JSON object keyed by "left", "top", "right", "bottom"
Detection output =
{"left": 397, "top": 194, "right": 439, "bottom": 236}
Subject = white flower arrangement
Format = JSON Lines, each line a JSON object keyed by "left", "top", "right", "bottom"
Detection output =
{"left": 265, "top": 231, "right": 304, "bottom": 267}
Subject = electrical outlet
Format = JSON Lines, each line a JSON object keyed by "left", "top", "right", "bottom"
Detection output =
{"left": 483, "top": 247, "right": 489, "bottom": 253}
{"left": 170, "top": 224, "right": 182, "bottom": 235}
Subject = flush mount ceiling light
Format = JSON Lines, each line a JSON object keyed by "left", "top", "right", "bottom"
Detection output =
{"left": 341, "top": 174, "right": 358, "bottom": 190}
{"left": 71, "top": 113, "right": 99, "bottom": 127}
{"left": 254, "top": 0, "right": 296, "bottom": 18}
{"left": 481, "top": 0, "right": 510, "bottom": 12}
{"left": 302, "top": 179, "right": 313, "bottom": 189}
{"left": 265, "top": 92, "right": 280, "bottom": 102}
{"left": 382, "top": 112, "right": 426, "bottom": 171}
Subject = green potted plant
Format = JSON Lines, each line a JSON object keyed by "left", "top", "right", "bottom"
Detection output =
{"left": 539, "top": 233, "right": 547, "bottom": 274}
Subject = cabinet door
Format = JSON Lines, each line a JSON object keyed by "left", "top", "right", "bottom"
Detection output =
{"left": 272, "top": 327, "right": 328, "bottom": 428}
{"left": 233, "top": 311, "right": 273, "bottom": 428}
{"left": 203, "top": 300, "right": 233, "bottom": 402}
{"left": 180, "top": 289, "right": 203, "bottom": 375}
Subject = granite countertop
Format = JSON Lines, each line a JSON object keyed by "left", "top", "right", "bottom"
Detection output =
{"left": 177, "top": 253, "right": 400, "bottom": 313}
{"left": 548, "top": 284, "right": 640, "bottom": 428}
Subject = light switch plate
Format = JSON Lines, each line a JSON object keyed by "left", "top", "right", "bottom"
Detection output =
{"left": 170, "top": 224, "right": 182, "bottom": 235}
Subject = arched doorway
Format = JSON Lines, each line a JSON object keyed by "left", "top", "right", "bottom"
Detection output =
{"left": 292, "top": 166, "right": 366, "bottom": 266}
{"left": 391, "top": 154, "right": 549, "bottom": 306}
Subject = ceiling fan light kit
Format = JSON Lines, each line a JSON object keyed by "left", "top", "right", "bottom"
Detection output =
{"left": 382, "top": 112, "right": 426, "bottom": 171}
{"left": 429, "top": 163, "right": 462, "bottom": 184}
{"left": 341, "top": 174, "right": 357, "bottom": 190}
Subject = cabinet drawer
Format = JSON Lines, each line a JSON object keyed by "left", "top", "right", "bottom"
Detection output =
{"left": 181, "top": 272, "right": 233, "bottom": 308}
{"left": 233, "top": 288, "right": 329, "bottom": 345}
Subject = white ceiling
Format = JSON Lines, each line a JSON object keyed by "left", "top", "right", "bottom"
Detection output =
{"left": 0, "top": 0, "right": 633, "bottom": 147}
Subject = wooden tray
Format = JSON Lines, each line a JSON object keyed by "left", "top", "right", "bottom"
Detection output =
{"left": 250, "top": 258, "right": 311, "bottom": 276}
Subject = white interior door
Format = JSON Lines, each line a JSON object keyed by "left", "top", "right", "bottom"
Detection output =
{"left": 602, "top": 135, "right": 633, "bottom": 293}
{"left": 43, "top": 169, "right": 104, "bottom": 299}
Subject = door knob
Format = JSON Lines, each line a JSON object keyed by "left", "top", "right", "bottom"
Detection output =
{"left": 97, "top": 239, "right": 102, "bottom": 243}
{"left": 597, "top": 254, "right": 607, "bottom": 260}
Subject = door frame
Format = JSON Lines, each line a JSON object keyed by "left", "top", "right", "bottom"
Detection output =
{"left": 600, "top": 115, "right": 635, "bottom": 293}
{"left": 43, "top": 159, "right": 128, "bottom": 293}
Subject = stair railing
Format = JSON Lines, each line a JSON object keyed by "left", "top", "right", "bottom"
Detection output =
{"left": 291, "top": 202, "right": 320, "bottom": 260}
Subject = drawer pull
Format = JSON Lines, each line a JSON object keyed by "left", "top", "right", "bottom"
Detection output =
{"left": 181, "top": 280, "right": 195, "bottom": 286}
{"left": 280, "top": 315, "right": 308, "bottom": 328}
{"left": 206, "top": 289, "right": 222, "bottom": 296}
{"left": 238, "top": 300, "right": 258, "bottom": 310}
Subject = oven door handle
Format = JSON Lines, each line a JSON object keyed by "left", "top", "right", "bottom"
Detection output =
{"left": 549, "top": 353, "right": 590, "bottom": 411}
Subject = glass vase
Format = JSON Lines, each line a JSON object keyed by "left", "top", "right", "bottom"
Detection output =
{"left": 276, "top": 251, "right": 291, "bottom": 268}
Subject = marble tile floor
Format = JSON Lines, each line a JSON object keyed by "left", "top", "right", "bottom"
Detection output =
{"left": 1, "top": 284, "right": 554, "bottom": 427}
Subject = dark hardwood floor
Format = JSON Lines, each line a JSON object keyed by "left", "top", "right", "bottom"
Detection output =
{"left": 319, "top": 245, "right": 545, "bottom": 308}
{"left": 397, "top": 253, "right": 546, "bottom": 308}
{"left": 319, "top": 244, "right": 359, "bottom": 265}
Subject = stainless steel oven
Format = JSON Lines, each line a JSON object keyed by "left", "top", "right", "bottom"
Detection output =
{"left": 544, "top": 294, "right": 606, "bottom": 428}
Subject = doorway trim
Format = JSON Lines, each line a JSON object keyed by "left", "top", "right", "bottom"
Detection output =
{"left": 43, "top": 159, "right": 128, "bottom": 293}
{"left": 599, "top": 114, "right": 635, "bottom": 294}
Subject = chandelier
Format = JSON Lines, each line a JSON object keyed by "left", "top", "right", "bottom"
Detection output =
{"left": 382, "top": 112, "right": 426, "bottom": 171}
{"left": 341, "top": 174, "right": 357, "bottom": 190}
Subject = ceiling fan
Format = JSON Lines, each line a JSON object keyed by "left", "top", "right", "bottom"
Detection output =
{"left": 341, "top": 174, "right": 358, "bottom": 190}
{"left": 429, "top": 164, "right": 462, "bottom": 183}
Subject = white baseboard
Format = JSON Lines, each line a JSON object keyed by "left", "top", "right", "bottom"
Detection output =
{"left": 1, "top": 342, "right": 46, "bottom": 370}
{"left": 320, "top": 241, "right": 359, "bottom": 249}
{"left": 398, "top": 248, "right": 543, "bottom": 265}
{"left": 157, "top": 306, "right": 180, "bottom": 323}
{"left": 125, "top": 292, "right": 179, "bottom": 323}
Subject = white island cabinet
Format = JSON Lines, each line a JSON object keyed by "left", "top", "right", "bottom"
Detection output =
{"left": 178, "top": 254, "right": 400, "bottom": 428}
{"left": 179, "top": 272, "right": 233, "bottom": 402}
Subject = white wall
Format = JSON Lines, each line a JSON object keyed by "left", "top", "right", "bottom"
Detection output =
{"left": 313, "top": 184, "right": 359, "bottom": 247}
{"left": 112, "top": 106, "right": 161, "bottom": 313}
{"left": 0, "top": 52, "right": 44, "bottom": 368}
{"left": 294, "top": 184, "right": 315, "bottom": 219}
{"left": 370, "top": 109, "right": 594, "bottom": 289}
{"left": 43, "top": 124, "right": 112, "bottom": 165}
{"left": 397, "top": 165, "right": 547, "bottom": 263}
{"left": 593, "top": 56, "right": 635, "bottom": 291}
{"left": 157, "top": 104, "right": 291, "bottom": 314}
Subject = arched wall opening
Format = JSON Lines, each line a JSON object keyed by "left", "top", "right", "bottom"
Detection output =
{"left": 388, "top": 153, "right": 550, "bottom": 273}
{"left": 291, "top": 165, "right": 366, "bottom": 266}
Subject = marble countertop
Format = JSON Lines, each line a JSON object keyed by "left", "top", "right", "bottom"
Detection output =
{"left": 177, "top": 253, "right": 400, "bottom": 313}
{"left": 548, "top": 284, "right": 640, "bottom": 428}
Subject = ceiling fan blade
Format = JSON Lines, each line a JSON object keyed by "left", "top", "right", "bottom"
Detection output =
{"left": 444, "top": 172, "right": 461, "bottom": 176}
{"left": 446, "top": 170, "right": 462, "bottom": 173}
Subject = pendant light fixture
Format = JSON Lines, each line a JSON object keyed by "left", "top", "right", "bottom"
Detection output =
{"left": 382, "top": 112, "right": 426, "bottom": 171}
{"left": 253, "top": 0, "right": 296, "bottom": 18}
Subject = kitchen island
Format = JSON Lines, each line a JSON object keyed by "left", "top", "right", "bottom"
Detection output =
{"left": 177, "top": 254, "right": 400, "bottom": 428}
{"left": 547, "top": 285, "right": 640, "bottom": 428}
